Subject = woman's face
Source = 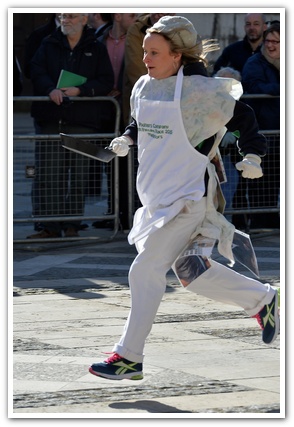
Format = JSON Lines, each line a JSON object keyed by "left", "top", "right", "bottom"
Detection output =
{"left": 264, "top": 30, "right": 280, "bottom": 60}
{"left": 142, "top": 33, "right": 181, "bottom": 79}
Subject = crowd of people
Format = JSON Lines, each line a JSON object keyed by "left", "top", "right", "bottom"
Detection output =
{"left": 213, "top": 13, "right": 280, "bottom": 230}
{"left": 14, "top": 12, "right": 280, "bottom": 237}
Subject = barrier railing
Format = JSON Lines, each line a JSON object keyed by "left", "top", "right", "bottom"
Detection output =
{"left": 224, "top": 94, "right": 280, "bottom": 231}
{"left": 13, "top": 96, "right": 121, "bottom": 243}
{"left": 128, "top": 94, "right": 281, "bottom": 232}
{"left": 13, "top": 93, "right": 280, "bottom": 244}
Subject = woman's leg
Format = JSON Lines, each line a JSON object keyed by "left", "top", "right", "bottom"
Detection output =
{"left": 185, "top": 259, "right": 275, "bottom": 316}
{"left": 113, "top": 199, "right": 207, "bottom": 362}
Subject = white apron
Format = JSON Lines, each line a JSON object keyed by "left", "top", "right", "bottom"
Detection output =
{"left": 128, "top": 66, "right": 209, "bottom": 246}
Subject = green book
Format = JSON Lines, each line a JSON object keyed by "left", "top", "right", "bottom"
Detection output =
{"left": 56, "top": 69, "right": 87, "bottom": 89}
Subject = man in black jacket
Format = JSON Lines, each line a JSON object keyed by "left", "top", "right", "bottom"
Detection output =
{"left": 213, "top": 13, "right": 267, "bottom": 74}
{"left": 27, "top": 13, "right": 114, "bottom": 239}
{"left": 87, "top": 13, "right": 113, "bottom": 37}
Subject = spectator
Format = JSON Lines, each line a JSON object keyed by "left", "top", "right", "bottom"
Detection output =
{"left": 93, "top": 12, "right": 137, "bottom": 230}
{"left": 213, "top": 13, "right": 267, "bottom": 230}
{"left": 87, "top": 13, "right": 112, "bottom": 37}
{"left": 13, "top": 48, "right": 23, "bottom": 96}
{"left": 97, "top": 13, "right": 137, "bottom": 133}
{"left": 242, "top": 22, "right": 280, "bottom": 130}
{"left": 24, "top": 13, "right": 60, "bottom": 79}
{"left": 89, "top": 16, "right": 279, "bottom": 381}
{"left": 214, "top": 67, "right": 242, "bottom": 215}
{"left": 242, "top": 23, "right": 280, "bottom": 229}
{"left": 213, "top": 13, "right": 267, "bottom": 74}
{"left": 85, "top": 13, "right": 113, "bottom": 198}
{"left": 24, "top": 14, "right": 61, "bottom": 231}
{"left": 27, "top": 13, "right": 114, "bottom": 239}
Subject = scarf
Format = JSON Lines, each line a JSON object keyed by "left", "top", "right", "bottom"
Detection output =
{"left": 261, "top": 44, "right": 280, "bottom": 72}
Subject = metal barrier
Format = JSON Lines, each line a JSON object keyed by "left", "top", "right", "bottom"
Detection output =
{"left": 222, "top": 93, "right": 280, "bottom": 231}
{"left": 13, "top": 94, "right": 280, "bottom": 244}
{"left": 128, "top": 130, "right": 280, "bottom": 230}
{"left": 128, "top": 94, "right": 281, "bottom": 232}
{"left": 13, "top": 96, "right": 121, "bottom": 243}
{"left": 221, "top": 130, "right": 280, "bottom": 229}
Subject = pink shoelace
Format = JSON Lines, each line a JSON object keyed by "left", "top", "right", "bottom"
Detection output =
{"left": 252, "top": 312, "right": 264, "bottom": 330}
{"left": 103, "top": 352, "right": 123, "bottom": 363}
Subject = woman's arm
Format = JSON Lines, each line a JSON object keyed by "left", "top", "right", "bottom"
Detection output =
{"left": 226, "top": 100, "right": 267, "bottom": 157}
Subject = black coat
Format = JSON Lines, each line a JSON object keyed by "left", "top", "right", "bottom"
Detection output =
{"left": 13, "top": 48, "right": 23, "bottom": 96}
{"left": 30, "top": 25, "right": 114, "bottom": 130}
{"left": 213, "top": 36, "right": 261, "bottom": 74}
{"left": 24, "top": 14, "right": 59, "bottom": 79}
{"left": 242, "top": 52, "right": 280, "bottom": 130}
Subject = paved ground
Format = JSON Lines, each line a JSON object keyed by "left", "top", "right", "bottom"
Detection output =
{"left": 11, "top": 227, "right": 283, "bottom": 418}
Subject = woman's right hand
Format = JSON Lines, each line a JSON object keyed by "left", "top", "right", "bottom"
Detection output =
{"left": 109, "top": 136, "right": 132, "bottom": 157}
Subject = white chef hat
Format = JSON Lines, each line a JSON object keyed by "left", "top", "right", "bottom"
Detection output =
{"left": 149, "top": 16, "right": 198, "bottom": 49}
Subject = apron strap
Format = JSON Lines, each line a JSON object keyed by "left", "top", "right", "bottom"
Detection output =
{"left": 174, "top": 65, "right": 184, "bottom": 101}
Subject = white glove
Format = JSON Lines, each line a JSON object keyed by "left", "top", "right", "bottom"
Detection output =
{"left": 235, "top": 154, "right": 263, "bottom": 179}
{"left": 109, "top": 136, "right": 130, "bottom": 157}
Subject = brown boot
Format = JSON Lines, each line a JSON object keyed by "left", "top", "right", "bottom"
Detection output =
{"left": 64, "top": 227, "right": 80, "bottom": 238}
{"left": 26, "top": 229, "right": 61, "bottom": 239}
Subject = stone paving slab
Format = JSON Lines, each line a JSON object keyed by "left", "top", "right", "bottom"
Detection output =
{"left": 12, "top": 286, "right": 281, "bottom": 416}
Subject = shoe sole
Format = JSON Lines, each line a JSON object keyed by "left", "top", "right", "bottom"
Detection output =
{"left": 89, "top": 366, "right": 143, "bottom": 380}
{"left": 264, "top": 291, "right": 280, "bottom": 344}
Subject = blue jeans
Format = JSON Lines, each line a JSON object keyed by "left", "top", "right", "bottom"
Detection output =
{"left": 221, "top": 154, "right": 239, "bottom": 210}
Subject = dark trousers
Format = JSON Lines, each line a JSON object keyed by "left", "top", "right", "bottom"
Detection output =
{"left": 32, "top": 122, "right": 96, "bottom": 233}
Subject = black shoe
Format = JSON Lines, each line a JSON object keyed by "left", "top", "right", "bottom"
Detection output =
{"left": 79, "top": 223, "right": 89, "bottom": 230}
{"left": 34, "top": 222, "right": 44, "bottom": 232}
{"left": 89, "top": 353, "right": 143, "bottom": 380}
{"left": 252, "top": 291, "right": 280, "bottom": 344}
{"left": 92, "top": 220, "right": 114, "bottom": 229}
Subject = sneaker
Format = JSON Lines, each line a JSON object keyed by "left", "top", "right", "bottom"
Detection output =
{"left": 253, "top": 291, "right": 280, "bottom": 344}
{"left": 89, "top": 353, "right": 143, "bottom": 380}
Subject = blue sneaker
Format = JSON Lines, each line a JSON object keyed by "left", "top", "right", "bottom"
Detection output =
{"left": 253, "top": 290, "right": 280, "bottom": 344}
{"left": 89, "top": 353, "right": 143, "bottom": 380}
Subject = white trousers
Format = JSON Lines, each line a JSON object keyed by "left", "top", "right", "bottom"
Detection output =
{"left": 113, "top": 198, "right": 275, "bottom": 363}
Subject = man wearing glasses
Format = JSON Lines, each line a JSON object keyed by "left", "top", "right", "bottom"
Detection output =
{"left": 27, "top": 13, "right": 114, "bottom": 239}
